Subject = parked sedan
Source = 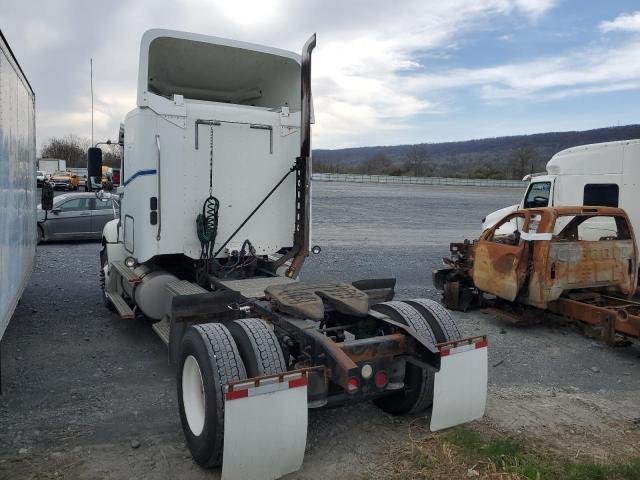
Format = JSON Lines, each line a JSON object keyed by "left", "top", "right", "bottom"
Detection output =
{"left": 37, "top": 193, "right": 118, "bottom": 242}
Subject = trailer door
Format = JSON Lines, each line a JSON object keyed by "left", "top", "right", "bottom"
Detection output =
{"left": 472, "top": 212, "right": 531, "bottom": 301}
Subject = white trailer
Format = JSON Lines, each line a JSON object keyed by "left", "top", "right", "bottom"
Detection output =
{"left": 81, "top": 30, "right": 488, "bottom": 479}
{"left": 0, "top": 30, "right": 36, "bottom": 342}
{"left": 39, "top": 158, "right": 66, "bottom": 176}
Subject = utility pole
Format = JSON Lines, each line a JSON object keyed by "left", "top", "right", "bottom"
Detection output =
{"left": 90, "top": 58, "right": 94, "bottom": 145}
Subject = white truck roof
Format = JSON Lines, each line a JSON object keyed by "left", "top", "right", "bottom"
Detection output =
{"left": 137, "top": 29, "right": 302, "bottom": 110}
{"left": 547, "top": 138, "right": 640, "bottom": 175}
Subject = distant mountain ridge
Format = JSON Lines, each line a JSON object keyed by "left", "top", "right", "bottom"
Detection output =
{"left": 312, "top": 124, "right": 640, "bottom": 179}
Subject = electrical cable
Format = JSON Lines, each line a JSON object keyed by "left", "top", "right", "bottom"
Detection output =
{"left": 196, "top": 125, "right": 220, "bottom": 270}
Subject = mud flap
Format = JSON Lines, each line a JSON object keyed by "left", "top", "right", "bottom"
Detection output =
{"left": 430, "top": 336, "right": 488, "bottom": 431}
{"left": 222, "top": 370, "right": 309, "bottom": 480}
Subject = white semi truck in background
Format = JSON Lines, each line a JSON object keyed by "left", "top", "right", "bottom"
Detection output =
{"left": 61, "top": 29, "right": 489, "bottom": 479}
{"left": 482, "top": 140, "right": 640, "bottom": 249}
{"left": 0, "top": 31, "right": 36, "bottom": 349}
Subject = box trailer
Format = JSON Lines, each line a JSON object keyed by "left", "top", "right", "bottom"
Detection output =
{"left": 39, "top": 158, "right": 66, "bottom": 176}
{"left": 0, "top": 30, "right": 36, "bottom": 343}
{"left": 72, "top": 30, "right": 488, "bottom": 479}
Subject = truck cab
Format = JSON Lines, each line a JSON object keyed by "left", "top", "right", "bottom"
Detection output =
{"left": 482, "top": 140, "right": 640, "bottom": 243}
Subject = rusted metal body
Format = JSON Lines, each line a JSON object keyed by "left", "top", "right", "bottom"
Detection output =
{"left": 475, "top": 206, "right": 637, "bottom": 308}
{"left": 548, "top": 293, "right": 640, "bottom": 345}
{"left": 436, "top": 206, "right": 640, "bottom": 342}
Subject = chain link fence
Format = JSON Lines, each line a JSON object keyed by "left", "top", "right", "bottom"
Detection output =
{"left": 312, "top": 172, "right": 524, "bottom": 188}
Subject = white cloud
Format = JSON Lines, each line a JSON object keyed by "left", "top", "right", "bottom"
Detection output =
{"left": 511, "top": 0, "right": 558, "bottom": 20}
{"left": 298, "top": 0, "right": 561, "bottom": 146}
{"left": 404, "top": 37, "right": 640, "bottom": 105}
{"left": 600, "top": 11, "right": 640, "bottom": 33}
{"left": 2, "top": 0, "right": 563, "bottom": 149}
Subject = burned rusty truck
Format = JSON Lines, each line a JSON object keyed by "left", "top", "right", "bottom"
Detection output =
{"left": 435, "top": 206, "right": 640, "bottom": 345}
{"left": 85, "top": 30, "right": 488, "bottom": 479}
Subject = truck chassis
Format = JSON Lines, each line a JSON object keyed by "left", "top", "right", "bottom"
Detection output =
{"left": 104, "top": 258, "right": 486, "bottom": 468}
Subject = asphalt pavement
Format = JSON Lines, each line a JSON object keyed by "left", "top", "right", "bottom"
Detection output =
{"left": 2, "top": 181, "right": 640, "bottom": 479}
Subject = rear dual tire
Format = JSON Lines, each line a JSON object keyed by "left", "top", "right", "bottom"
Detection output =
{"left": 178, "top": 319, "right": 286, "bottom": 468}
{"left": 228, "top": 318, "right": 287, "bottom": 377}
{"left": 371, "top": 299, "right": 461, "bottom": 415}
{"left": 178, "top": 323, "right": 247, "bottom": 468}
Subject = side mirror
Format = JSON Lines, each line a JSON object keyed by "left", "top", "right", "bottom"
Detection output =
{"left": 87, "top": 147, "right": 103, "bottom": 192}
{"left": 41, "top": 183, "right": 54, "bottom": 211}
{"left": 51, "top": 208, "right": 61, "bottom": 215}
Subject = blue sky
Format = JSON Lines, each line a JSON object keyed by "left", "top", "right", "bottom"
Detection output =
{"left": 2, "top": 0, "right": 640, "bottom": 150}
{"left": 399, "top": 0, "right": 640, "bottom": 146}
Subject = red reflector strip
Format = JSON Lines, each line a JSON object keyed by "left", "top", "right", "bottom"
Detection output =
{"left": 475, "top": 338, "right": 488, "bottom": 349}
{"left": 288, "top": 376, "right": 308, "bottom": 389}
{"left": 225, "top": 389, "right": 249, "bottom": 401}
{"left": 440, "top": 348, "right": 451, "bottom": 357}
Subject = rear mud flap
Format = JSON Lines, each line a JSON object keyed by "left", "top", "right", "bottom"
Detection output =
{"left": 222, "top": 371, "right": 309, "bottom": 480}
{"left": 430, "top": 337, "right": 488, "bottom": 431}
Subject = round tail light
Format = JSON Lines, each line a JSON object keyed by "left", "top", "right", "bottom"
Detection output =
{"left": 347, "top": 377, "right": 359, "bottom": 394}
{"left": 374, "top": 370, "right": 388, "bottom": 388}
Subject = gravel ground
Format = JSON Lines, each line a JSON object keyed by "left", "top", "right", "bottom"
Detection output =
{"left": 2, "top": 181, "right": 640, "bottom": 479}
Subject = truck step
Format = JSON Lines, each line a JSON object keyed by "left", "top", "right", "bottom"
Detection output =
{"left": 152, "top": 318, "right": 170, "bottom": 345}
{"left": 111, "top": 261, "right": 141, "bottom": 284}
{"left": 166, "top": 280, "right": 208, "bottom": 296}
{"left": 105, "top": 289, "right": 135, "bottom": 320}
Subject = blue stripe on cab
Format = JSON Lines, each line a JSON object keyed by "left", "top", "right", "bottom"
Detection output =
{"left": 123, "top": 169, "right": 157, "bottom": 186}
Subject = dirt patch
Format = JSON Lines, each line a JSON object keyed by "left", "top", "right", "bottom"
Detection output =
{"left": 486, "top": 386, "right": 640, "bottom": 461}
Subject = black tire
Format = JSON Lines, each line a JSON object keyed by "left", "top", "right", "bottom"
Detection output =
{"left": 403, "top": 298, "right": 462, "bottom": 343}
{"left": 178, "top": 323, "right": 247, "bottom": 468}
{"left": 371, "top": 301, "right": 437, "bottom": 415}
{"left": 228, "top": 318, "right": 287, "bottom": 378}
{"left": 99, "top": 245, "right": 116, "bottom": 312}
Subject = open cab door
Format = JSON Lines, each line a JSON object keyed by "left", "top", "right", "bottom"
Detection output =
{"left": 472, "top": 211, "right": 534, "bottom": 301}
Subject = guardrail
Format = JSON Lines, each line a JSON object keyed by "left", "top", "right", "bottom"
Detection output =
{"left": 311, "top": 173, "right": 524, "bottom": 188}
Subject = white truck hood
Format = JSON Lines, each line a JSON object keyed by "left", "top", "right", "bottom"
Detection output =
{"left": 481, "top": 204, "right": 519, "bottom": 232}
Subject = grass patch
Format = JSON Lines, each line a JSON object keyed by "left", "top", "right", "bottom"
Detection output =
{"left": 382, "top": 424, "right": 640, "bottom": 480}
{"left": 445, "top": 427, "right": 640, "bottom": 480}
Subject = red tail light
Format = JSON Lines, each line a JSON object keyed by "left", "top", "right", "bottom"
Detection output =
{"left": 347, "top": 377, "right": 359, "bottom": 394}
{"left": 374, "top": 371, "right": 388, "bottom": 388}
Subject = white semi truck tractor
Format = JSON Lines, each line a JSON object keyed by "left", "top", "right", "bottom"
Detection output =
{"left": 94, "top": 30, "right": 488, "bottom": 479}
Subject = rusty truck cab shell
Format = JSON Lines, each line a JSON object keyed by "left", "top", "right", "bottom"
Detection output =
{"left": 474, "top": 206, "right": 638, "bottom": 309}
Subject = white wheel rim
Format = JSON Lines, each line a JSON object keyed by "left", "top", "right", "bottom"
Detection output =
{"left": 182, "top": 355, "right": 206, "bottom": 436}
